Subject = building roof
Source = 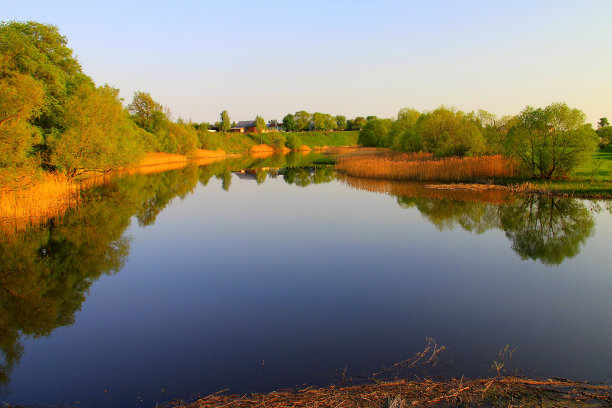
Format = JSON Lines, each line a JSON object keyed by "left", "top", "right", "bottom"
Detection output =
{"left": 230, "top": 120, "right": 256, "bottom": 129}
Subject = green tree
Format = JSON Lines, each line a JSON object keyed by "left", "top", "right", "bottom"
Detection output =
{"left": 312, "top": 112, "right": 326, "bottom": 130}
{"left": 53, "top": 84, "right": 144, "bottom": 177}
{"left": 255, "top": 115, "right": 266, "bottom": 132}
{"left": 598, "top": 117, "right": 609, "bottom": 128}
{"left": 282, "top": 114, "right": 296, "bottom": 131}
{"left": 385, "top": 108, "right": 420, "bottom": 148}
{"left": 415, "top": 106, "right": 486, "bottom": 156}
{"left": 352, "top": 117, "right": 367, "bottom": 130}
{"left": 286, "top": 134, "right": 302, "bottom": 150}
{"left": 294, "top": 110, "right": 311, "bottom": 131}
{"left": 128, "top": 91, "right": 164, "bottom": 132}
{"left": 0, "top": 21, "right": 84, "bottom": 137}
{"left": 505, "top": 103, "right": 598, "bottom": 178}
{"left": 335, "top": 115, "right": 347, "bottom": 130}
{"left": 358, "top": 118, "right": 392, "bottom": 147}
{"left": 596, "top": 127, "right": 612, "bottom": 148}
{"left": 0, "top": 70, "right": 45, "bottom": 184}
{"left": 220, "top": 110, "right": 231, "bottom": 132}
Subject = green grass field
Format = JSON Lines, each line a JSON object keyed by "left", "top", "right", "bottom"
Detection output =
{"left": 199, "top": 131, "right": 359, "bottom": 153}
{"left": 571, "top": 145, "right": 612, "bottom": 182}
{"left": 530, "top": 146, "right": 612, "bottom": 197}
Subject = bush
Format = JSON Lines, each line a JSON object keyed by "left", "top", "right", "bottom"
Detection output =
{"left": 286, "top": 134, "right": 302, "bottom": 150}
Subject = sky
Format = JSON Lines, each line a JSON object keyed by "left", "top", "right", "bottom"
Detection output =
{"left": 2, "top": 0, "right": 611, "bottom": 124}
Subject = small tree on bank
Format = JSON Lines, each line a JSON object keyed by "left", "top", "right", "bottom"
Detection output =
{"left": 255, "top": 115, "right": 266, "bottom": 132}
{"left": 504, "top": 103, "right": 598, "bottom": 179}
{"left": 220, "top": 110, "right": 231, "bottom": 132}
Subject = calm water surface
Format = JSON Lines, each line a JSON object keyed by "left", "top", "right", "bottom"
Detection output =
{"left": 1, "top": 155, "right": 611, "bottom": 407}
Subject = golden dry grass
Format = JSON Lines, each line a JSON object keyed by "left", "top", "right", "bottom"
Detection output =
{"left": 0, "top": 151, "right": 234, "bottom": 234}
{"left": 0, "top": 173, "right": 80, "bottom": 234}
{"left": 191, "top": 149, "right": 229, "bottom": 159}
{"left": 138, "top": 152, "right": 190, "bottom": 167}
{"left": 250, "top": 144, "right": 275, "bottom": 153}
{"left": 336, "top": 151, "right": 518, "bottom": 182}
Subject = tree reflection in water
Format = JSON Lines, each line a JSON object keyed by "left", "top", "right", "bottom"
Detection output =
{"left": 0, "top": 159, "right": 606, "bottom": 389}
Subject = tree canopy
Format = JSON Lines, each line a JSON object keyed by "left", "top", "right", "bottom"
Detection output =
{"left": 504, "top": 103, "right": 597, "bottom": 178}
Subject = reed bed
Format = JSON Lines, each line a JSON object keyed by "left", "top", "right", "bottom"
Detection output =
{"left": 138, "top": 152, "right": 190, "bottom": 167}
{"left": 169, "top": 377, "right": 612, "bottom": 408}
{"left": 0, "top": 173, "right": 80, "bottom": 234}
{"left": 338, "top": 173, "right": 513, "bottom": 204}
{"left": 336, "top": 151, "right": 517, "bottom": 182}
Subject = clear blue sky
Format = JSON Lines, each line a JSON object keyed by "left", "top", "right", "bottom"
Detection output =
{"left": 2, "top": 0, "right": 611, "bottom": 124}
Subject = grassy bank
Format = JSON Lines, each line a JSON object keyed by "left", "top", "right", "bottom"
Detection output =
{"left": 334, "top": 148, "right": 612, "bottom": 198}
{"left": 200, "top": 131, "right": 359, "bottom": 153}
{"left": 170, "top": 376, "right": 612, "bottom": 408}
{"left": 0, "top": 150, "right": 235, "bottom": 234}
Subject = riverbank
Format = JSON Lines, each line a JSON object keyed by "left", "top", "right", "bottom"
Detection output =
{"left": 334, "top": 148, "right": 612, "bottom": 199}
{"left": 200, "top": 131, "right": 359, "bottom": 153}
{"left": 169, "top": 376, "right": 612, "bottom": 408}
{"left": 0, "top": 149, "right": 235, "bottom": 233}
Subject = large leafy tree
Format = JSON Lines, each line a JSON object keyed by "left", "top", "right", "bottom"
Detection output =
{"left": 53, "top": 84, "right": 144, "bottom": 177}
{"left": 505, "top": 103, "right": 598, "bottom": 179}
{"left": 128, "top": 91, "right": 164, "bottom": 132}
{"left": 358, "top": 118, "right": 392, "bottom": 147}
{"left": 414, "top": 106, "right": 486, "bottom": 156}
{"left": 0, "top": 68, "right": 45, "bottom": 184}
{"left": 335, "top": 115, "right": 347, "bottom": 130}
{"left": 0, "top": 21, "right": 85, "bottom": 137}
{"left": 282, "top": 113, "right": 296, "bottom": 131}
{"left": 294, "top": 110, "right": 311, "bottom": 131}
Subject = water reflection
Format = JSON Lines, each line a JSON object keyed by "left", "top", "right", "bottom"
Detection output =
{"left": 0, "top": 153, "right": 332, "bottom": 388}
{"left": 0, "top": 154, "right": 607, "bottom": 398}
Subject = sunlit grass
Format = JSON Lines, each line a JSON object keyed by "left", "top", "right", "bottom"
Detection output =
{"left": 0, "top": 173, "right": 80, "bottom": 234}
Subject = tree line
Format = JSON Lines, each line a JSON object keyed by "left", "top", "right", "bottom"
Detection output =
{"left": 358, "top": 105, "right": 606, "bottom": 178}
{"left": 0, "top": 21, "right": 368, "bottom": 184}
{"left": 1, "top": 20, "right": 608, "bottom": 183}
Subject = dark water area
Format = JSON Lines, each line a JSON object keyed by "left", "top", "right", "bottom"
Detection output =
{"left": 1, "top": 153, "right": 611, "bottom": 407}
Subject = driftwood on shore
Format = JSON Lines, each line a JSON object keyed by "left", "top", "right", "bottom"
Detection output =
{"left": 168, "top": 376, "right": 612, "bottom": 408}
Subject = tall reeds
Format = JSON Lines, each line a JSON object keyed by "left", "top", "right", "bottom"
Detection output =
{"left": 336, "top": 151, "right": 517, "bottom": 182}
{"left": 0, "top": 173, "right": 80, "bottom": 234}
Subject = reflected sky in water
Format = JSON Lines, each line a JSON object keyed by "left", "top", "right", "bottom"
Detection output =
{"left": 1, "top": 158, "right": 611, "bottom": 407}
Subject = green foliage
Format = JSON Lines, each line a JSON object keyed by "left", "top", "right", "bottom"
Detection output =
{"left": 52, "top": 84, "right": 145, "bottom": 177}
{"left": 385, "top": 108, "right": 420, "bottom": 149}
{"left": 504, "top": 103, "right": 598, "bottom": 179}
{"left": 352, "top": 117, "right": 367, "bottom": 130}
{"left": 128, "top": 91, "right": 164, "bottom": 132}
{"left": 358, "top": 118, "right": 392, "bottom": 147}
{"left": 282, "top": 113, "right": 296, "bottom": 131}
{"left": 414, "top": 107, "right": 486, "bottom": 156}
{"left": 0, "top": 21, "right": 84, "bottom": 138}
{"left": 255, "top": 115, "right": 266, "bottom": 132}
{"left": 285, "top": 134, "right": 302, "bottom": 150}
{"left": 294, "top": 110, "right": 311, "bottom": 131}
{"left": 598, "top": 117, "right": 609, "bottom": 128}
{"left": 335, "top": 115, "right": 347, "bottom": 130}
{"left": 220, "top": 110, "right": 231, "bottom": 132}
{"left": 127, "top": 91, "right": 198, "bottom": 156}
{"left": 0, "top": 69, "right": 44, "bottom": 182}
{"left": 596, "top": 127, "right": 612, "bottom": 149}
